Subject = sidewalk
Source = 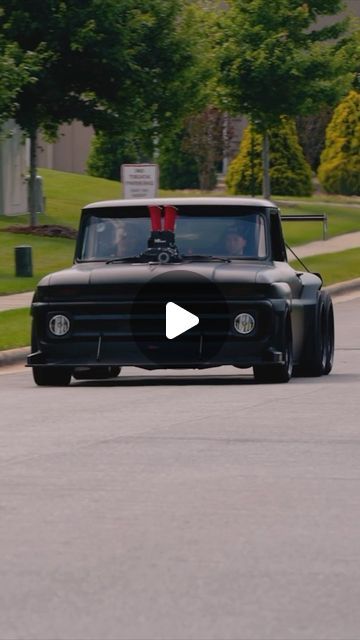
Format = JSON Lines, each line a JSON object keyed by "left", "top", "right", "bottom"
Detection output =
{"left": 288, "top": 231, "right": 360, "bottom": 259}
{"left": 0, "top": 291, "right": 34, "bottom": 311}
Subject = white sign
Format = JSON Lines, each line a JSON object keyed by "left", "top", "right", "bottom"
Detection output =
{"left": 121, "top": 163, "right": 159, "bottom": 199}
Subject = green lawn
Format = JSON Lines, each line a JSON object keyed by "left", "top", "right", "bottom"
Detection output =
{"left": 280, "top": 200, "right": 360, "bottom": 246}
{"left": 0, "top": 168, "right": 225, "bottom": 230}
{"left": 290, "top": 247, "right": 360, "bottom": 287}
{"left": 0, "top": 233, "right": 75, "bottom": 294}
{"left": 0, "top": 308, "right": 31, "bottom": 350}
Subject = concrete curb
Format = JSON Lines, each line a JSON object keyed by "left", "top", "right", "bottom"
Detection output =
{"left": 0, "top": 346, "right": 30, "bottom": 367}
{"left": 1, "top": 278, "right": 359, "bottom": 369}
{"left": 325, "top": 277, "right": 360, "bottom": 297}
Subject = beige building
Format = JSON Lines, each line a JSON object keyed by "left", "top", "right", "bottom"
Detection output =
{"left": 37, "top": 120, "right": 94, "bottom": 175}
{"left": 0, "top": 121, "right": 28, "bottom": 216}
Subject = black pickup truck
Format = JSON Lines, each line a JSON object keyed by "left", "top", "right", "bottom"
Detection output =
{"left": 28, "top": 197, "right": 334, "bottom": 385}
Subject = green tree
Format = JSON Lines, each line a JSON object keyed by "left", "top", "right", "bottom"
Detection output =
{"left": 218, "top": 0, "right": 352, "bottom": 198}
{"left": 0, "top": 41, "right": 41, "bottom": 127}
{"left": 227, "top": 118, "right": 313, "bottom": 197}
{"left": 318, "top": 89, "right": 360, "bottom": 195}
{"left": 182, "top": 106, "right": 225, "bottom": 190}
{"left": 0, "top": 0, "right": 200, "bottom": 224}
{"left": 158, "top": 2, "right": 226, "bottom": 190}
{"left": 87, "top": 127, "right": 154, "bottom": 181}
{"left": 88, "top": 0, "right": 217, "bottom": 188}
{"left": 158, "top": 128, "right": 200, "bottom": 189}
{"left": 296, "top": 109, "right": 333, "bottom": 171}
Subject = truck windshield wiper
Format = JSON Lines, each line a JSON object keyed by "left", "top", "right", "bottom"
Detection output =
{"left": 106, "top": 253, "right": 231, "bottom": 264}
{"left": 180, "top": 254, "right": 232, "bottom": 263}
{"left": 106, "top": 255, "right": 144, "bottom": 264}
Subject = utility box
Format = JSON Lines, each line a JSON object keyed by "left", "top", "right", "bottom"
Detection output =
{"left": 0, "top": 120, "right": 28, "bottom": 216}
{"left": 15, "top": 245, "right": 33, "bottom": 277}
{"left": 27, "top": 175, "right": 45, "bottom": 214}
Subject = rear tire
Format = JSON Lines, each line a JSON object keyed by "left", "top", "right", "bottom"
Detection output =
{"left": 323, "top": 296, "right": 334, "bottom": 375}
{"left": 72, "top": 366, "right": 121, "bottom": 380}
{"left": 296, "top": 291, "right": 334, "bottom": 377}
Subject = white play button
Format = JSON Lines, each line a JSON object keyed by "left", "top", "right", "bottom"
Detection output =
{"left": 166, "top": 302, "right": 199, "bottom": 340}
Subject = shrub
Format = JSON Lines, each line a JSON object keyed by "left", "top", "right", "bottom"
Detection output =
{"left": 226, "top": 118, "right": 313, "bottom": 196}
{"left": 317, "top": 90, "right": 360, "bottom": 195}
{"left": 158, "top": 130, "right": 199, "bottom": 190}
{"left": 87, "top": 130, "right": 153, "bottom": 181}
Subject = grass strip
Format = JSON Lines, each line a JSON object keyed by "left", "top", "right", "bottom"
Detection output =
{"left": 0, "top": 233, "right": 75, "bottom": 295}
{"left": 0, "top": 308, "right": 31, "bottom": 350}
{"left": 289, "top": 247, "right": 360, "bottom": 286}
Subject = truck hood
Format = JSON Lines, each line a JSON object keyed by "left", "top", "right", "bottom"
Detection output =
{"left": 37, "top": 259, "right": 290, "bottom": 289}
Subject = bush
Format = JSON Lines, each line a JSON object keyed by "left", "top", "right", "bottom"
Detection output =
{"left": 296, "top": 109, "right": 333, "bottom": 171}
{"left": 226, "top": 118, "right": 313, "bottom": 196}
{"left": 87, "top": 130, "right": 152, "bottom": 181}
{"left": 158, "top": 130, "right": 199, "bottom": 190}
{"left": 317, "top": 90, "right": 360, "bottom": 195}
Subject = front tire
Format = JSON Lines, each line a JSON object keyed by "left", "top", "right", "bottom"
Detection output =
{"left": 253, "top": 319, "right": 293, "bottom": 384}
{"left": 33, "top": 367, "right": 72, "bottom": 386}
{"left": 31, "top": 322, "right": 72, "bottom": 386}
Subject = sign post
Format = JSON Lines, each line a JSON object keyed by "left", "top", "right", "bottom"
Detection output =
{"left": 121, "top": 164, "right": 159, "bottom": 199}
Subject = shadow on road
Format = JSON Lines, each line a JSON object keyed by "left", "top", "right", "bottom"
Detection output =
{"left": 73, "top": 373, "right": 256, "bottom": 387}
{"left": 70, "top": 371, "right": 358, "bottom": 387}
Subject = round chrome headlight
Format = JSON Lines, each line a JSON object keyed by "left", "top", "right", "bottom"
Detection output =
{"left": 234, "top": 312, "right": 255, "bottom": 335}
{"left": 49, "top": 314, "right": 70, "bottom": 336}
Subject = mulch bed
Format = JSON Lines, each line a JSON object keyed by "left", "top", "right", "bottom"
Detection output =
{"left": 0, "top": 224, "right": 77, "bottom": 239}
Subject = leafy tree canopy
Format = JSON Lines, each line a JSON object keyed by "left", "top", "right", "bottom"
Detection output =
{"left": 0, "top": 0, "right": 201, "bottom": 138}
{"left": 0, "top": 39, "right": 43, "bottom": 127}
{"left": 87, "top": 1, "right": 220, "bottom": 186}
{"left": 0, "top": 0, "right": 204, "bottom": 222}
{"left": 218, "top": 0, "right": 353, "bottom": 130}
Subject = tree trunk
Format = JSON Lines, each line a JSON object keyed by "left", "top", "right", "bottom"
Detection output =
{"left": 262, "top": 131, "right": 271, "bottom": 199}
{"left": 250, "top": 125, "right": 256, "bottom": 197}
{"left": 29, "top": 129, "right": 38, "bottom": 227}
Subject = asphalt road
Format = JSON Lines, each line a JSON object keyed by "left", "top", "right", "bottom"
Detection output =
{"left": 1, "top": 295, "right": 360, "bottom": 640}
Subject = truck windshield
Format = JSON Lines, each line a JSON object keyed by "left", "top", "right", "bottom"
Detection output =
{"left": 79, "top": 213, "right": 267, "bottom": 260}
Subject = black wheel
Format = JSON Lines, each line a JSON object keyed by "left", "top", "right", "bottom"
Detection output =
{"left": 72, "top": 366, "right": 121, "bottom": 380}
{"left": 296, "top": 291, "right": 334, "bottom": 377}
{"left": 31, "top": 322, "right": 72, "bottom": 386}
{"left": 33, "top": 367, "right": 72, "bottom": 386}
{"left": 253, "top": 318, "right": 293, "bottom": 384}
{"left": 323, "top": 296, "right": 334, "bottom": 375}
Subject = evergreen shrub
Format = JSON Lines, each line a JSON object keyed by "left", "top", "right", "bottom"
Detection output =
{"left": 318, "top": 91, "right": 360, "bottom": 195}
{"left": 226, "top": 118, "right": 313, "bottom": 196}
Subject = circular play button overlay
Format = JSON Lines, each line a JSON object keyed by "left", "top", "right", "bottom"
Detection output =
{"left": 130, "top": 269, "right": 230, "bottom": 366}
{"left": 165, "top": 302, "right": 199, "bottom": 339}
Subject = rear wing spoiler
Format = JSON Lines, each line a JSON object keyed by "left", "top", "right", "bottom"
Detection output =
{"left": 281, "top": 214, "right": 328, "bottom": 240}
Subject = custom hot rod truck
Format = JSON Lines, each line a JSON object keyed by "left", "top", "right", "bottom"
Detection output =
{"left": 27, "top": 197, "right": 334, "bottom": 385}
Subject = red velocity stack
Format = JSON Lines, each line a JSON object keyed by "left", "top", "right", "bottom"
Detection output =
{"left": 164, "top": 205, "right": 177, "bottom": 232}
{"left": 148, "top": 205, "right": 162, "bottom": 231}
